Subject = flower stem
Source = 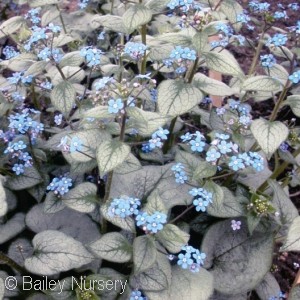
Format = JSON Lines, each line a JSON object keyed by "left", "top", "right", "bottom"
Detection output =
{"left": 56, "top": 5, "right": 67, "bottom": 34}
{"left": 169, "top": 205, "right": 194, "bottom": 224}
{"left": 0, "top": 251, "right": 27, "bottom": 274}
{"left": 162, "top": 117, "right": 177, "bottom": 154}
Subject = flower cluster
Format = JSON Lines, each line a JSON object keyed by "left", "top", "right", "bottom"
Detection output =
{"left": 94, "top": 77, "right": 115, "bottom": 91}
{"left": 108, "top": 197, "right": 141, "bottom": 218}
{"left": 54, "top": 114, "right": 63, "bottom": 126}
{"left": 80, "top": 47, "right": 103, "bottom": 67}
{"left": 206, "top": 134, "right": 237, "bottom": 162}
{"left": 217, "top": 99, "right": 252, "bottom": 128}
{"left": 38, "top": 47, "right": 63, "bottom": 63}
{"left": 273, "top": 11, "right": 288, "bottom": 20}
{"left": 8, "top": 110, "right": 44, "bottom": 143}
{"left": 78, "top": 0, "right": 90, "bottom": 9}
{"left": 189, "top": 188, "right": 213, "bottom": 212}
{"left": 212, "top": 22, "right": 246, "bottom": 47}
{"left": 175, "top": 245, "right": 206, "bottom": 273}
{"left": 136, "top": 211, "right": 167, "bottom": 234}
{"left": 148, "top": 127, "right": 169, "bottom": 150}
{"left": 4, "top": 141, "right": 32, "bottom": 175}
{"left": 40, "top": 80, "right": 53, "bottom": 90}
{"left": 57, "top": 136, "right": 83, "bottom": 153}
{"left": 289, "top": 70, "right": 300, "bottom": 84}
{"left": 164, "top": 46, "right": 196, "bottom": 74}
{"left": 108, "top": 98, "right": 124, "bottom": 114}
{"left": 260, "top": 54, "right": 276, "bottom": 68}
{"left": 2, "top": 46, "right": 20, "bottom": 60}
{"left": 25, "top": 8, "right": 41, "bottom": 25}
{"left": 129, "top": 290, "right": 146, "bottom": 300}
{"left": 7, "top": 72, "right": 33, "bottom": 86}
{"left": 249, "top": 1, "right": 270, "bottom": 12}
{"left": 0, "top": 129, "right": 16, "bottom": 143}
{"left": 167, "top": 0, "right": 197, "bottom": 13}
{"left": 123, "top": 42, "right": 147, "bottom": 60}
{"left": 24, "top": 26, "right": 48, "bottom": 51}
{"left": 180, "top": 131, "right": 206, "bottom": 153}
{"left": 171, "top": 163, "right": 188, "bottom": 184}
{"left": 46, "top": 176, "right": 73, "bottom": 196}
{"left": 267, "top": 33, "right": 288, "bottom": 47}
{"left": 229, "top": 152, "right": 264, "bottom": 172}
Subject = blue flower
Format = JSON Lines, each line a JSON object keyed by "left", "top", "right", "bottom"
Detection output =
{"left": 192, "top": 250, "right": 206, "bottom": 265}
{"left": 217, "top": 141, "right": 233, "bottom": 154}
{"left": 288, "top": 3, "right": 299, "bottom": 11}
{"left": 274, "top": 11, "right": 288, "bottom": 19}
{"left": 141, "top": 143, "right": 152, "bottom": 153}
{"left": 124, "top": 42, "right": 147, "bottom": 60}
{"left": 109, "top": 197, "right": 141, "bottom": 218}
{"left": 129, "top": 290, "right": 145, "bottom": 300}
{"left": 167, "top": 0, "right": 180, "bottom": 10}
{"left": 228, "top": 99, "right": 240, "bottom": 110}
{"left": 136, "top": 212, "right": 149, "bottom": 226}
{"left": 54, "top": 114, "right": 63, "bottom": 125}
{"left": 171, "top": 163, "right": 184, "bottom": 173}
{"left": 237, "top": 13, "right": 250, "bottom": 23}
{"left": 152, "top": 127, "right": 169, "bottom": 140}
{"left": 175, "top": 171, "right": 188, "bottom": 184}
{"left": 108, "top": 98, "right": 124, "bottom": 114}
{"left": 289, "top": 71, "right": 300, "bottom": 84}
{"left": 189, "top": 137, "right": 205, "bottom": 152}
{"left": 98, "top": 31, "right": 106, "bottom": 40}
{"left": 228, "top": 156, "right": 245, "bottom": 171}
{"left": 206, "top": 148, "right": 221, "bottom": 162}
{"left": 47, "top": 23, "right": 61, "bottom": 33}
{"left": 279, "top": 142, "right": 289, "bottom": 152}
{"left": 170, "top": 46, "right": 196, "bottom": 61}
{"left": 215, "top": 23, "right": 233, "bottom": 36}
{"left": 177, "top": 253, "right": 193, "bottom": 269}
{"left": 150, "top": 88, "right": 158, "bottom": 102}
{"left": 143, "top": 211, "right": 167, "bottom": 234}
{"left": 135, "top": 73, "right": 152, "bottom": 80}
{"left": 148, "top": 137, "right": 163, "bottom": 149}
{"left": 40, "top": 81, "right": 53, "bottom": 90}
{"left": 167, "top": 0, "right": 195, "bottom": 12}
{"left": 267, "top": 34, "right": 288, "bottom": 47}
{"left": 249, "top": 1, "right": 270, "bottom": 12}
{"left": 69, "top": 137, "right": 83, "bottom": 153}
{"left": 2, "top": 46, "right": 19, "bottom": 60}
{"left": 215, "top": 133, "right": 230, "bottom": 140}
{"left": 239, "top": 115, "right": 252, "bottom": 126}
{"left": 180, "top": 132, "right": 193, "bottom": 142}
{"left": 94, "top": 77, "right": 114, "bottom": 90}
{"left": 260, "top": 54, "right": 276, "bottom": 68}
{"left": 11, "top": 92, "right": 24, "bottom": 102}
{"left": 78, "top": 0, "right": 90, "bottom": 9}
{"left": 25, "top": 8, "right": 41, "bottom": 24}
{"left": 216, "top": 107, "right": 226, "bottom": 115}
{"left": 189, "top": 188, "right": 213, "bottom": 212}
{"left": 238, "top": 152, "right": 252, "bottom": 166}
{"left": 193, "top": 197, "right": 210, "bottom": 212}
{"left": 38, "top": 47, "right": 63, "bottom": 63}
{"left": 12, "top": 164, "right": 25, "bottom": 175}
{"left": 47, "top": 176, "right": 73, "bottom": 196}
{"left": 80, "top": 47, "right": 102, "bottom": 67}
{"left": 248, "top": 152, "right": 264, "bottom": 172}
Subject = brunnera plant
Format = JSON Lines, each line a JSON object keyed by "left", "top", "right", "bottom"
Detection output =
{"left": 0, "top": 0, "right": 300, "bottom": 299}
